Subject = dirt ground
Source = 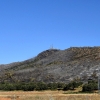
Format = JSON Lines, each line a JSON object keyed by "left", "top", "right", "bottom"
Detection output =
{"left": 0, "top": 91, "right": 100, "bottom": 100}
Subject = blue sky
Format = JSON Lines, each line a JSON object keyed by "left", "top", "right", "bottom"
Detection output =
{"left": 0, "top": 0, "right": 100, "bottom": 64}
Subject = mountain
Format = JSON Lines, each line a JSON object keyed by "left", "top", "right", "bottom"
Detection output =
{"left": 0, "top": 47, "right": 100, "bottom": 83}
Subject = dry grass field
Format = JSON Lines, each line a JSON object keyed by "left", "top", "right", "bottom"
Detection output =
{"left": 0, "top": 91, "right": 100, "bottom": 100}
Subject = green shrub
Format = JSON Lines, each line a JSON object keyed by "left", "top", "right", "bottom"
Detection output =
{"left": 82, "top": 82, "right": 98, "bottom": 92}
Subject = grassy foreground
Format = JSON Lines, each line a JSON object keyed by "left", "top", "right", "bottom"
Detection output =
{"left": 0, "top": 91, "right": 100, "bottom": 100}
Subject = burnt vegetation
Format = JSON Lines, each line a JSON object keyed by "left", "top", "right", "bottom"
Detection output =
{"left": 0, "top": 47, "right": 100, "bottom": 92}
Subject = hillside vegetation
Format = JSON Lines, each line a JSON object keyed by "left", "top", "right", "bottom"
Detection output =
{"left": 0, "top": 47, "right": 100, "bottom": 84}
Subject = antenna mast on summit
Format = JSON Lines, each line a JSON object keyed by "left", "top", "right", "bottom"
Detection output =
{"left": 50, "top": 44, "right": 54, "bottom": 50}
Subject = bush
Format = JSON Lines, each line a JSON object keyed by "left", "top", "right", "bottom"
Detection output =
{"left": 63, "top": 81, "right": 83, "bottom": 91}
{"left": 82, "top": 83, "right": 98, "bottom": 92}
{"left": 1, "top": 83, "right": 16, "bottom": 91}
{"left": 35, "top": 82, "right": 48, "bottom": 91}
{"left": 63, "top": 84, "right": 69, "bottom": 91}
{"left": 47, "top": 83, "right": 58, "bottom": 90}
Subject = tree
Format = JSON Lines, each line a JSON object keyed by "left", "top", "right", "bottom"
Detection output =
{"left": 82, "top": 82, "right": 98, "bottom": 92}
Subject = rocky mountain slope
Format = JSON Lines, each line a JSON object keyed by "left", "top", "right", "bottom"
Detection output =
{"left": 0, "top": 47, "right": 100, "bottom": 83}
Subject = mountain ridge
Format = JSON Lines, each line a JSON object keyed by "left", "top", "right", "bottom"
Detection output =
{"left": 0, "top": 46, "right": 100, "bottom": 83}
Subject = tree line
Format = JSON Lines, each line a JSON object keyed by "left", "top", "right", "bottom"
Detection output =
{"left": 0, "top": 80, "right": 98, "bottom": 92}
{"left": 0, "top": 81, "right": 82, "bottom": 91}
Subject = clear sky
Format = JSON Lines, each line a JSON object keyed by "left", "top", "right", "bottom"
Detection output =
{"left": 0, "top": 0, "right": 100, "bottom": 64}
